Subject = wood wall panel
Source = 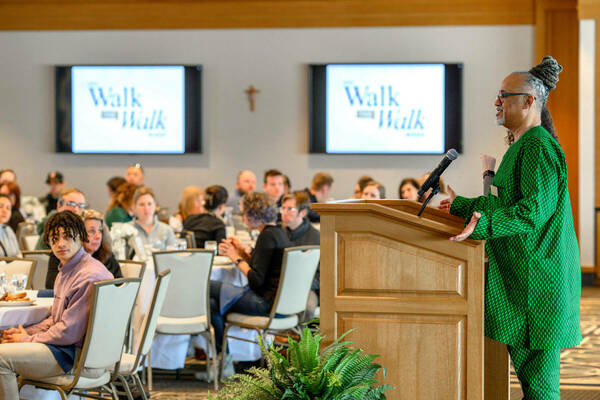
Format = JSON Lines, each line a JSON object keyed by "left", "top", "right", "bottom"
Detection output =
{"left": 535, "top": 0, "right": 579, "bottom": 235}
{"left": 0, "top": 0, "right": 535, "bottom": 30}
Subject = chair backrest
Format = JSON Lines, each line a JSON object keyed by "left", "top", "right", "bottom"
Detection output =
{"left": 152, "top": 250, "right": 213, "bottom": 318}
{"left": 21, "top": 235, "right": 40, "bottom": 251}
{"left": 271, "top": 245, "right": 320, "bottom": 316}
{"left": 76, "top": 278, "right": 141, "bottom": 374}
{"left": 0, "top": 257, "right": 37, "bottom": 290}
{"left": 181, "top": 230, "right": 196, "bottom": 249}
{"left": 132, "top": 270, "right": 172, "bottom": 371}
{"left": 21, "top": 250, "right": 51, "bottom": 290}
{"left": 118, "top": 260, "right": 145, "bottom": 279}
{"left": 16, "top": 221, "right": 36, "bottom": 242}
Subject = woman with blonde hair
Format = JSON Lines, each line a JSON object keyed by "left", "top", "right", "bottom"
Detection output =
{"left": 128, "top": 186, "right": 177, "bottom": 250}
{"left": 169, "top": 186, "right": 204, "bottom": 232}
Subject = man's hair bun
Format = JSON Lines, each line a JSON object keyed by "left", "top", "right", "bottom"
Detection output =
{"left": 528, "top": 56, "right": 563, "bottom": 92}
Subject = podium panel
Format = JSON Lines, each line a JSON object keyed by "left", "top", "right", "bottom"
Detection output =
{"left": 312, "top": 200, "right": 509, "bottom": 400}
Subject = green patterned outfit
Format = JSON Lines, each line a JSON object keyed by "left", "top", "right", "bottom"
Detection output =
{"left": 450, "top": 126, "right": 581, "bottom": 399}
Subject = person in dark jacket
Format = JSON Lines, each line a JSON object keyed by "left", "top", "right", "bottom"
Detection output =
{"left": 46, "top": 209, "right": 121, "bottom": 288}
{"left": 281, "top": 191, "right": 320, "bottom": 312}
{"left": 301, "top": 172, "right": 333, "bottom": 223}
{"left": 212, "top": 192, "right": 291, "bottom": 352}
{"left": 183, "top": 185, "right": 227, "bottom": 248}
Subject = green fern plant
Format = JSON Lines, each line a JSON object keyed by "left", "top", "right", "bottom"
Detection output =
{"left": 211, "top": 327, "right": 392, "bottom": 399}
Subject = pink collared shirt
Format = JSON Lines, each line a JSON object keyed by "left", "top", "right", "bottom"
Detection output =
{"left": 20, "top": 247, "right": 113, "bottom": 347}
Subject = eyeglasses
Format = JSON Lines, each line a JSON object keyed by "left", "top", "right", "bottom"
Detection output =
{"left": 279, "top": 206, "right": 298, "bottom": 213}
{"left": 60, "top": 200, "right": 88, "bottom": 209}
{"left": 496, "top": 92, "right": 535, "bottom": 103}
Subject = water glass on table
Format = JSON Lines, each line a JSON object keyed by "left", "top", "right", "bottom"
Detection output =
{"left": 11, "top": 274, "right": 27, "bottom": 292}
{"left": 205, "top": 240, "right": 218, "bottom": 255}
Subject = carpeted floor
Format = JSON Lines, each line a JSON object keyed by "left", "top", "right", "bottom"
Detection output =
{"left": 150, "top": 287, "right": 600, "bottom": 399}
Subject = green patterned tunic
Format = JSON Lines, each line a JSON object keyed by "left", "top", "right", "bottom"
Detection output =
{"left": 450, "top": 126, "right": 581, "bottom": 350}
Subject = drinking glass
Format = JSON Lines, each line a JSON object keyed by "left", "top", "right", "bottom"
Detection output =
{"left": 205, "top": 241, "right": 218, "bottom": 255}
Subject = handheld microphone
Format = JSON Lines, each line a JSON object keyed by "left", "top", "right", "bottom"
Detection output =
{"left": 417, "top": 149, "right": 459, "bottom": 197}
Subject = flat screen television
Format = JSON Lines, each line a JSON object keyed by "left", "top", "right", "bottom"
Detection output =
{"left": 309, "top": 63, "right": 462, "bottom": 154}
{"left": 55, "top": 65, "right": 202, "bottom": 154}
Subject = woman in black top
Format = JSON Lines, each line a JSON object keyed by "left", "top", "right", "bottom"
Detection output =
{"left": 212, "top": 192, "right": 290, "bottom": 352}
{"left": 45, "top": 209, "right": 122, "bottom": 288}
{"left": 183, "top": 185, "right": 227, "bottom": 248}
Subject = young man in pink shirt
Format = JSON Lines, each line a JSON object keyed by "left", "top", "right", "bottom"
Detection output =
{"left": 0, "top": 210, "right": 113, "bottom": 399}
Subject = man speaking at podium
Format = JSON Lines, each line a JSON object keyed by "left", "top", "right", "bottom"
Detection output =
{"left": 440, "top": 57, "right": 581, "bottom": 399}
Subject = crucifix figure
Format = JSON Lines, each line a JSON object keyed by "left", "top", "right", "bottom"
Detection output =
{"left": 245, "top": 85, "right": 260, "bottom": 111}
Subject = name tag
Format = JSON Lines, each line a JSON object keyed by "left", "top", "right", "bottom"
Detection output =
{"left": 490, "top": 185, "right": 498, "bottom": 197}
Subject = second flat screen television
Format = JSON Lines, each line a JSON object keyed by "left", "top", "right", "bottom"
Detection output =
{"left": 309, "top": 63, "right": 462, "bottom": 154}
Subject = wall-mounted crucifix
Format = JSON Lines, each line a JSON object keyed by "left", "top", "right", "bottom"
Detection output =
{"left": 245, "top": 85, "right": 260, "bottom": 111}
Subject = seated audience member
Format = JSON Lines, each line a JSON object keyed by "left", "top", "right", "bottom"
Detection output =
{"left": 399, "top": 178, "right": 420, "bottom": 201}
{"left": 283, "top": 175, "right": 291, "bottom": 196}
{"left": 0, "top": 182, "right": 25, "bottom": 233}
{"left": 171, "top": 186, "right": 204, "bottom": 232}
{"left": 353, "top": 175, "right": 373, "bottom": 198}
{"left": 213, "top": 192, "right": 291, "bottom": 352}
{"left": 81, "top": 210, "right": 123, "bottom": 278}
{"left": 361, "top": 181, "right": 386, "bottom": 200}
{"left": 0, "top": 194, "right": 20, "bottom": 257}
{"left": 35, "top": 188, "right": 87, "bottom": 250}
{"left": 281, "top": 192, "right": 320, "bottom": 300}
{"left": 0, "top": 169, "right": 15, "bottom": 184}
{"left": 0, "top": 211, "right": 112, "bottom": 400}
{"left": 46, "top": 209, "right": 124, "bottom": 288}
{"left": 302, "top": 172, "right": 334, "bottom": 222}
{"left": 263, "top": 169, "right": 285, "bottom": 207}
{"left": 226, "top": 170, "right": 256, "bottom": 215}
{"left": 105, "top": 182, "right": 136, "bottom": 229}
{"left": 106, "top": 176, "right": 126, "bottom": 200}
{"left": 125, "top": 163, "right": 145, "bottom": 186}
{"left": 41, "top": 171, "right": 65, "bottom": 215}
{"left": 128, "top": 187, "right": 177, "bottom": 250}
{"left": 183, "top": 185, "right": 227, "bottom": 248}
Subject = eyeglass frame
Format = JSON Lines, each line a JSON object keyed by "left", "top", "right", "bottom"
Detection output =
{"left": 59, "top": 200, "right": 89, "bottom": 209}
{"left": 496, "top": 92, "right": 535, "bottom": 103}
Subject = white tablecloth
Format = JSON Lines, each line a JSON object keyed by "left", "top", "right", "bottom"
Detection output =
{"left": 0, "top": 294, "right": 52, "bottom": 330}
{"left": 135, "top": 256, "right": 269, "bottom": 369}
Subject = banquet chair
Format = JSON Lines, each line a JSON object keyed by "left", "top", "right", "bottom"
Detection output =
{"left": 118, "top": 260, "right": 146, "bottom": 279}
{"left": 220, "top": 245, "right": 320, "bottom": 379}
{"left": 117, "top": 260, "right": 146, "bottom": 353}
{"left": 16, "top": 221, "right": 37, "bottom": 251}
{"left": 179, "top": 230, "right": 196, "bottom": 249}
{"left": 110, "top": 270, "right": 172, "bottom": 400}
{"left": 19, "top": 277, "right": 141, "bottom": 400}
{"left": 152, "top": 249, "right": 218, "bottom": 389}
{"left": 21, "top": 250, "right": 52, "bottom": 290}
{"left": 0, "top": 257, "right": 37, "bottom": 290}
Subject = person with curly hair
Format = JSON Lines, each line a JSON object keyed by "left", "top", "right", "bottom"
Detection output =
{"left": 213, "top": 192, "right": 291, "bottom": 353}
{"left": 440, "top": 56, "right": 580, "bottom": 399}
{"left": 105, "top": 182, "right": 136, "bottom": 229}
{"left": 0, "top": 210, "right": 113, "bottom": 399}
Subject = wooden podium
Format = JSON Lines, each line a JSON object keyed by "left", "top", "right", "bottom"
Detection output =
{"left": 311, "top": 199, "right": 509, "bottom": 400}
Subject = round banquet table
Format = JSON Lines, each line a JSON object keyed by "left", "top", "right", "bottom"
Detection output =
{"left": 0, "top": 293, "right": 53, "bottom": 330}
{"left": 133, "top": 255, "right": 270, "bottom": 370}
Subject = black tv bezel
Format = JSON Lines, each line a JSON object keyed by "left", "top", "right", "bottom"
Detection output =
{"left": 309, "top": 62, "right": 463, "bottom": 155}
{"left": 55, "top": 64, "right": 202, "bottom": 154}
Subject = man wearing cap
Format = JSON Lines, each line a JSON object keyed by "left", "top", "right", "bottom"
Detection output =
{"left": 41, "top": 172, "right": 65, "bottom": 215}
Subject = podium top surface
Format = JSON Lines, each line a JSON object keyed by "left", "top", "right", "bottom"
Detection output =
{"left": 312, "top": 199, "right": 479, "bottom": 242}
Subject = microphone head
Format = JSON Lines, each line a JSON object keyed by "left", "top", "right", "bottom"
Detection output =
{"left": 446, "top": 149, "right": 459, "bottom": 160}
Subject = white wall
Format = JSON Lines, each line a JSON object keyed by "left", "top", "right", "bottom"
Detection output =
{"left": 0, "top": 27, "right": 532, "bottom": 212}
{"left": 579, "top": 20, "right": 595, "bottom": 266}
